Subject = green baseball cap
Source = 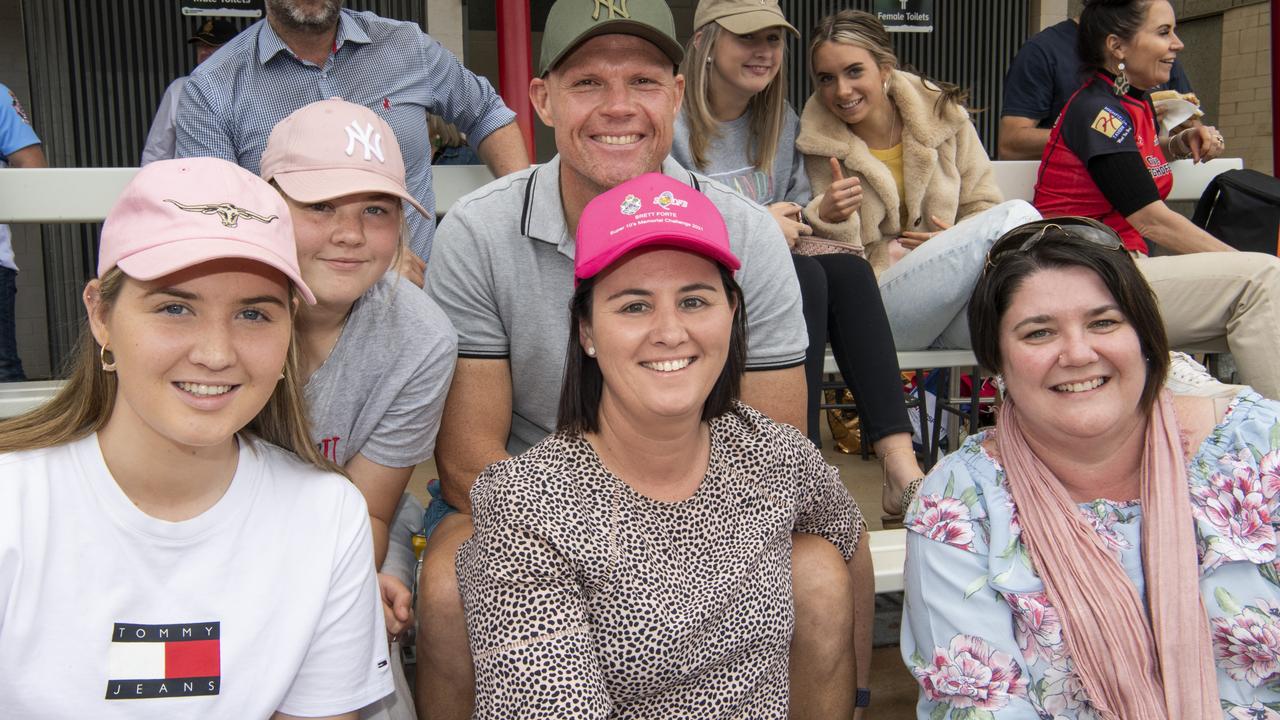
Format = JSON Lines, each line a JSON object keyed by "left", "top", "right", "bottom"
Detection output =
{"left": 539, "top": 0, "right": 684, "bottom": 76}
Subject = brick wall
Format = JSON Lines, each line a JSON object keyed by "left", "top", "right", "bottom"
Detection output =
{"left": 1217, "top": 2, "right": 1273, "bottom": 174}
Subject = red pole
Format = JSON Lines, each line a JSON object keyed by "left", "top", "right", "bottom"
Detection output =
{"left": 496, "top": 0, "right": 536, "bottom": 160}
{"left": 1271, "top": 0, "right": 1279, "bottom": 174}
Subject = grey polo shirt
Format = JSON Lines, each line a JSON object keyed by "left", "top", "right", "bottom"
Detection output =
{"left": 427, "top": 155, "right": 807, "bottom": 455}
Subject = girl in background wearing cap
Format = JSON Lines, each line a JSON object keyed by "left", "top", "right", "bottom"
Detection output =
{"left": 457, "top": 173, "right": 870, "bottom": 719}
{"left": 797, "top": 11, "right": 1040, "bottom": 353}
{"left": 259, "top": 100, "right": 458, "bottom": 659}
{"left": 672, "top": 0, "right": 924, "bottom": 523}
{"left": 0, "top": 158, "right": 392, "bottom": 718}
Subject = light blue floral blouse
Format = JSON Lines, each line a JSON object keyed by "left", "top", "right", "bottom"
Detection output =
{"left": 901, "top": 391, "right": 1280, "bottom": 719}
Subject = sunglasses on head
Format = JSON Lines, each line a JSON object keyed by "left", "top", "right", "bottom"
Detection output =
{"left": 983, "top": 218, "right": 1125, "bottom": 274}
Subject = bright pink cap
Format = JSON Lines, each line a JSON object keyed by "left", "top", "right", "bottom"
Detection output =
{"left": 98, "top": 157, "right": 316, "bottom": 304}
{"left": 575, "top": 173, "right": 739, "bottom": 283}
{"left": 259, "top": 98, "right": 430, "bottom": 219}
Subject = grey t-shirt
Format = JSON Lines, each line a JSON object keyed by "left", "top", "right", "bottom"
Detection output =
{"left": 427, "top": 155, "right": 807, "bottom": 456}
{"left": 671, "top": 106, "right": 810, "bottom": 206}
{"left": 306, "top": 273, "right": 458, "bottom": 467}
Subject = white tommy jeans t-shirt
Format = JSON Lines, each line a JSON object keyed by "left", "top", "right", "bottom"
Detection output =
{"left": 0, "top": 433, "right": 393, "bottom": 718}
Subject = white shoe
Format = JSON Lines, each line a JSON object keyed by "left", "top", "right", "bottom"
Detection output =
{"left": 1165, "top": 352, "right": 1240, "bottom": 396}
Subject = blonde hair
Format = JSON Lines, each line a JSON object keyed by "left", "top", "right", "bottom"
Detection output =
{"left": 0, "top": 268, "right": 339, "bottom": 474}
{"left": 679, "top": 21, "right": 790, "bottom": 174}
{"left": 809, "top": 10, "right": 968, "bottom": 117}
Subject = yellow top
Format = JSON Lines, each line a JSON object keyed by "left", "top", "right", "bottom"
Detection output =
{"left": 868, "top": 143, "right": 907, "bottom": 229}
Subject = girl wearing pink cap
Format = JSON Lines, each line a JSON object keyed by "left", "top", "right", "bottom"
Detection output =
{"left": 457, "top": 173, "right": 870, "bottom": 719}
{"left": 259, "top": 99, "right": 458, "bottom": 653}
{"left": 0, "top": 158, "right": 392, "bottom": 718}
{"left": 673, "top": 0, "right": 926, "bottom": 526}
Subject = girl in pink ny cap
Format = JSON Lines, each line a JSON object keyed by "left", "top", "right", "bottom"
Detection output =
{"left": 456, "top": 173, "right": 869, "bottom": 719}
{"left": 0, "top": 157, "right": 394, "bottom": 718}
{"left": 259, "top": 99, "right": 458, "bottom": 667}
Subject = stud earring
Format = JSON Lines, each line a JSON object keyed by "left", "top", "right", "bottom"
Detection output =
{"left": 586, "top": 346, "right": 597, "bottom": 358}
{"left": 1113, "top": 61, "right": 1130, "bottom": 95}
{"left": 100, "top": 345, "right": 117, "bottom": 373}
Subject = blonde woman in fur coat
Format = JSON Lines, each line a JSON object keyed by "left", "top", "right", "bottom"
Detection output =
{"left": 796, "top": 10, "right": 1040, "bottom": 350}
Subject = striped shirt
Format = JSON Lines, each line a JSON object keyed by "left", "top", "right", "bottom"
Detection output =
{"left": 175, "top": 9, "right": 516, "bottom": 260}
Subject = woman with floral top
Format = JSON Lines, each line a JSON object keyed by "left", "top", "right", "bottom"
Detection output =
{"left": 901, "top": 217, "right": 1280, "bottom": 718}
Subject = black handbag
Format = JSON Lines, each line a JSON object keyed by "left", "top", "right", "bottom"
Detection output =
{"left": 1191, "top": 168, "right": 1280, "bottom": 255}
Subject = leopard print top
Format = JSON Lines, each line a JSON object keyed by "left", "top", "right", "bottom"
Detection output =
{"left": 457, "top": 402, "right": 863, "bottom": 719}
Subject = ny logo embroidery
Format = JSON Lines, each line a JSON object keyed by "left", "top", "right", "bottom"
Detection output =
{"left": 344, "top": 121, "right": 385, "bottom": 162}
{"left": 592, "top": 0, "right": 628, "bottom": 21}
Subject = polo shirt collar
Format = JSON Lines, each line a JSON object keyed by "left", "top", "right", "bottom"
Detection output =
{"left": 522, "top": 155, "right": 699, "bottom": 256}
{"left": 257, "top": 9, "right": 371, "bottom": 65}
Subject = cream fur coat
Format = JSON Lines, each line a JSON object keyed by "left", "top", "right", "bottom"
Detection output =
{"left": 796, "top": 70, "right": 1002, "bottom": 275}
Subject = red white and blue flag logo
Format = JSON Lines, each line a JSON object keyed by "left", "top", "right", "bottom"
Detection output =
{"left": 105, "top": 622, "right": 220, "bottom": 700}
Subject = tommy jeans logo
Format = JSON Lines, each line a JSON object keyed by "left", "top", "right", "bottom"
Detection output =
{"left": 592, "top": 0, "right": 628, "bottom": 20}
{"left": 106, "top": 622, "right": 220, "bottom": 700}
{"left": 345, "top": 120, "right": 385, "bottom": 162}
{"left": 165, "top": 200, "right": 278, "bottom": 228}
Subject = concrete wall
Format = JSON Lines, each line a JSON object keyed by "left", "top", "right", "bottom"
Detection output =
{"left": 0, "top": 1, "right": 51, "bottom": 380}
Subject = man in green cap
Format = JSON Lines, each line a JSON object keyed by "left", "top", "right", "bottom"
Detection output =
{"left": 416, "top": 1, "right": 869, "bottom": 717}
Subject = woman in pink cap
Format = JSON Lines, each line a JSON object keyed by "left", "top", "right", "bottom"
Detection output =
{"left": 259, "top": 99, "right": 458, "bottom": 650}
{"left": 0, "top": 158, "right": 393, "bottom": 718}
{"left": 457, "top": 173, "right": 871, "bottom": 719}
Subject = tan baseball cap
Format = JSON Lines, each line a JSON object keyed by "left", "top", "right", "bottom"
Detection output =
{"left": 693, "top": 0, "right": 798, "bottom": 36}
{"left": 539, "top": 0, "right": 683, "bottom": 76}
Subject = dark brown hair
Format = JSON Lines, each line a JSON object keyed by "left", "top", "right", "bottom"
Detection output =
{"left": 968, "top": 218, "right": 1170, "bottom": 412}
{"left": 556, "top": 265, "right": 748, "bottom": 434}
{"left": 1078, "top": 0, "right": 1154, "bottom": 76}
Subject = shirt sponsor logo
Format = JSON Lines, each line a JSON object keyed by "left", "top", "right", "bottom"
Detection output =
{"left": 8, "top": 89, "right": 31, "bottom": 126}
{"left": 1146, "top": 154, "right": 1171, "bottom": 178}
{"left": 1090, "top": 107, "right": 1131, "bottom": 142}
{"left": 318, "top": 435, "right": 343, "bottom": 462}
{"left": 106, "top": 622, "right": 220, "bottom": 700}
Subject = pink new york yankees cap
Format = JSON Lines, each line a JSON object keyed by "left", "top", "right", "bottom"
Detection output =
{"left": 574, "top": 173, "right": 739, "bottom": 284}
{"left": 259, "top": 98, "right": 430, "bottom": 219}
{"left": 98, "top": 157, "right": 316, "bottom": 304}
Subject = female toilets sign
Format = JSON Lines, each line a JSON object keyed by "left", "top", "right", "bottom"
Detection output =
{"left": 873, "top": 0, "right": 934, "bottom": 33}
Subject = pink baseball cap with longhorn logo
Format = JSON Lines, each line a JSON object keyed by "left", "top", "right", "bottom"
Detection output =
{"left": 574, "top": 173, "right": 740, "bottom": 284}
{"left": 98, "top": 157, "right": 316, "bottom": 304}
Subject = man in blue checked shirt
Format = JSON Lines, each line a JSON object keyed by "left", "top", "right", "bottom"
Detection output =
{"left": 0, "top": 82, "right": 44, "bottom": 382}
{"left": 175, "top": 0, "right": 529, "bottom": 265}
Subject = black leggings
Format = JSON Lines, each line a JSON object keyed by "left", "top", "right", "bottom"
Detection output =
{"left": 792, "top": 253, "right": 914, "bottom": 447}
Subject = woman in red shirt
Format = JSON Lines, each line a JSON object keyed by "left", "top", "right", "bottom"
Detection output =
{"left": 1034, "top": 0, "right": 1229, "bottom": 255}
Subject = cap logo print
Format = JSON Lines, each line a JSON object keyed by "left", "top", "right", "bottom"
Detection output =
{"left": 592, "top": 0, "right": 629, "bottom": 21}
{"left": 653, "top": 191, "right": 687, "bottom": 210}
{"left": 344, "top": 120, "right": 385, "bottom": 162}
{"left": 164, "top": 199, "right": 279, "bottom": 228}
{"left": 620, "top": 194, "right": 642, "bottom": 216}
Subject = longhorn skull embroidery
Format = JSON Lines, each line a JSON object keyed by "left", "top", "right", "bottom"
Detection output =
{"left": 164, "top": 200, "right": 279, "bottom": 228}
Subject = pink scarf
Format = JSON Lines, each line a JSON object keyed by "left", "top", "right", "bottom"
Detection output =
{"left": 995, "top": 390, "right": 1219, "bottom": 718}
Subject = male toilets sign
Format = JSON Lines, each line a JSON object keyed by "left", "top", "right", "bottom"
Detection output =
{"left": 180, "top": 0, "right": 264, "bottom": 17}
{"left": 874, "top": 0, "right": 935, "bottom": 33}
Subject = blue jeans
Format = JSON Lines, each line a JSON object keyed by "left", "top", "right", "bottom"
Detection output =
{"left": 0, "top": 267, "right": 25, "bottom": 382}
{"left": 422, "top": 478, "right": 459, "bottom": 538}
{"left": 877, "top": 200, "right": 1041, "bottom": 350}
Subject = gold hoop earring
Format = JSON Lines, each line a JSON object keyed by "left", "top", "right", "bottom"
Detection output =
{"left": 100, "top": 345, "right": 117, "bottom": 372}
